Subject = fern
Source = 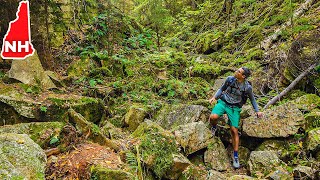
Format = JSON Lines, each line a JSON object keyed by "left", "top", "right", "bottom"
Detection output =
{"left": 126, "top": 151, "right": 138, "bottom": 172}
{"left": 126, "top": 146, "right": 144, "bottom": 180}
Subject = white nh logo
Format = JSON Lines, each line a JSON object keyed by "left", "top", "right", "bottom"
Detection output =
{"left": 4, "top": 41, "right": 29, "bottom": 52}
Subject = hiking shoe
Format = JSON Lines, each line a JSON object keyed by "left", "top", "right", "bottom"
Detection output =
{"left": 233, "top": 157, "right": 240, "bottom": 169}
{"left": 211, "top": 126, "right": 217, "bottom": 136}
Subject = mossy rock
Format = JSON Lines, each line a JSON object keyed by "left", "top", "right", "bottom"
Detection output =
{"left": 67, "top": 58, "right": 93, "bottom": 78}
{"left": 305, "top": 109, "right": 320, "bottom": 131}
{"left": 256, "top": 140, "right": 290, "bottom": 159}
{"left": 90, "top": 166, "right": 135, "bottom": 180}
{"left": 0, "top": 122, "right": 64, "bottom": 148}
{"left": 288, "top": 94, "right": 320, "bottom": 112}
{"left": 204, "top": 138, "right": 230, "bottom": 171}
{"left": 305, "top": 127, "right": 320, "bottom": 152}
{"left": 124, "top": 105, "right": 148, "bottom": 132}
{"left": 0, "top": 133, "right": 46, "bottom": 179}
{"left": 178, "top": 165, "right": 210, "bottom": 180}
{"left": 0, "top": 83, "right": 104, "bottom": 124}
{"left": 132, "top": 120, "right": 179, "bottom": 178}
{"left": 155, "top": 104, "right": 209, "bottom": 130}
{"left": 248, "top": 151, "right": 285, "bottom": 177}
{"left": 43, "top": 94, "right": 105, "bottom": 123}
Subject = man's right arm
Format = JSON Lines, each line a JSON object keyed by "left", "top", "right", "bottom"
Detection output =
{"left": 209, "top": 77, "right": 231, "bottom": 104}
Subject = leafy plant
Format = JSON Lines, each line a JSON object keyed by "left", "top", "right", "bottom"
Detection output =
{"left": 40, "top": 106, "right": 47, "bottom": 113}
{"left": 49, "top": 136, "right": 59, "bottom": 145}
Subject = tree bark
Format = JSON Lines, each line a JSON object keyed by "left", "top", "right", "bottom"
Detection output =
{"left": 264, "top": 63, "right": 318, "bottom": 109}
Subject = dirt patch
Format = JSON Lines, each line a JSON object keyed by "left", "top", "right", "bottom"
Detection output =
{"left": 46, "top": 142, "right": 123, "bottom": 179}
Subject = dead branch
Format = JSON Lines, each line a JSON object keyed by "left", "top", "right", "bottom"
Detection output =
{"left": 264, "top": 63, "right": 318, "bottom": 109}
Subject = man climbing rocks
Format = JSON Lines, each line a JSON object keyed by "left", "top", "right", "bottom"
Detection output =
{"left": 208, "top": 67, "right": 263, "bottom": 169}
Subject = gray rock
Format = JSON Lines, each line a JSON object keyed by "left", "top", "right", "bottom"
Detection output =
{"left": 306, "top": 127, "right": 320, "bottom": 152}
{"left": 8, "top": 51, "right": 56, "bottom": 90}
{"left": 293, "top": 165, "right": 315, "bottom": 180}
{"left": 164, "top": 153, "right": 191, "bottom": 180}
{"left": 0, "top": 83, "right": 105, "bottom": 125}
{"left": 132, "top": 120, "right": 179, "bottom": 178}
{"left": 173, "top": 121, "right": 213, "bottom": 155}
{"left": 204, "top": 138, "right": 230, "bottom": 171}
{"left": 0, "top": 87, "right": 40, "bottom": 119}
{"left": 0, "top": 122, "right": 64, "bottom": 148}
{"left": 256, "top": 140, "right": 290, "bottom": 159}
{"left": 0, "top": 133, "right": 46, "bottom": 179}
{"left": 248, "top": 151, "right": 284, "bottom": 177}
{"left": 124, "top": 105, "right": 147, "bottom": 131}
{"left": 227, "top": 145, "right": 251, "bottom": 166}
{"left": 265, "top": 167, "right": 292, "bottom": 180}
{"left": 68, "top": 109, "right": 119, "bottom": 151}
{"left": 288, "top": 94, "right": 320, "bottom": 112}
{"left": 228, "top": 175, "right": 258, "bottom": 180}
{"left": 304, "top": 109, "right": 320, "bottom": 131}
{"left": 207, "top": 170, "right": 227, "bottom": 180}
{"left": 156, "top": 104, "right": 209, "bottom": 130}
{"left": 212, "top": 78, "right": 226, "bottom": 92}
{"left": 243, "top": 104, "right": 304, "bottom": 138}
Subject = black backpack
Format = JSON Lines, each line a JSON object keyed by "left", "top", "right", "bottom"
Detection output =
{"left": 225, "top": 77, "right": 251, "bottom": 107}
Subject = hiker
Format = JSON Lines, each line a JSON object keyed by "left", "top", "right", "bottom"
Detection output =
{"left": 208, "top": 67, "right": 263, "bottom": 169}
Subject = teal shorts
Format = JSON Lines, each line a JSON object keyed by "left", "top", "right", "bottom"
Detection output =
{"left": 211, "top": 99, "right": 242, "bottom": 128}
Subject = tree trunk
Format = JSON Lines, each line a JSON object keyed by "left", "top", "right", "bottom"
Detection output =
{"left": 264, "top": 63, "right": 318, "bottom": 109}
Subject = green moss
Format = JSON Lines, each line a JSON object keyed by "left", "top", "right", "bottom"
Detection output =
{"left": 132, "top": 121, "right": 178, "bottom": 178}
{"left": 90, "top": 166, "right": 135, "bottom": 180}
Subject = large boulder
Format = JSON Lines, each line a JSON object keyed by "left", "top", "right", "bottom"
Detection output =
{"left": 305, "top": 127, "right": 320, "bottom": 152}
{"left": 204, "top": 138, "right": 230, "bottom": 171}
{"left": 8, "top": 51, "right": 56, "bottom": 90}
{"left": 248, "top": 151, "right": 285, "bottom": 177}
{"left": 155, "top": 104, "right": 209, "bottom": 130}
{"left": 173, "top": 121, "right": 213, "bottom": 155}
{"left": 243, "top": 103, "right": 304, "bottom": 138}
{"left": 0, "top": 84, "right": 40, "bottom": 120}
{"left": 0, "top": 122, "right": 64, "bottom": 148}
{"left": 124, "top": 105, "right": 147, "bottom": 131}
{"left": 0, "top": 133, "right": 47, "bottom": 179}
{"left": 0, "top": 83, "right": 105, "bottom": 125}
{"left": 132, "top": 120, "right": 182, "bottom": 178}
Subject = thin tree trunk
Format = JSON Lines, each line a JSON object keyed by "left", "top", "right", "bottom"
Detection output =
{"left": 264, "top": 63, "right": 317, "bottom": 109}
{"left": 156, "top": 27, "right": 160, "bottom": 51}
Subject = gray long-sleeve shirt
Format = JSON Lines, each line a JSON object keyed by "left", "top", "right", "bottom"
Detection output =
{"left": 214, "top": 76, "right": 259, "bottom": 112}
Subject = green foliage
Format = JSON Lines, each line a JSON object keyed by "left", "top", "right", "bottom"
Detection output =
{"left": 19, "top": 84, "right": 41, "bottom": 94}
{"left": 126, "top": 151, "right": 138, "bottom": 172}
{"left": 40, "top": 106, "right": 47, "bottom": 113}
{"left": 49, "top": 136, "right": 59, "bottom": 145}
{"left": 138, "top": 127, "right": 178, "bottom": 178}
{"left": 91, "top": 124, "right": 100, "bottom": 135}
{"left": 0, "top": 71, "right": 4, "bottom": 79}
{"left": 124, "top": 30, "right": 154, "bottom": 50}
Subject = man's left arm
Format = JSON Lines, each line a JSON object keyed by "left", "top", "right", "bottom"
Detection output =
{"left": 247, "top": 87, "right": 263, "bottom": 118}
